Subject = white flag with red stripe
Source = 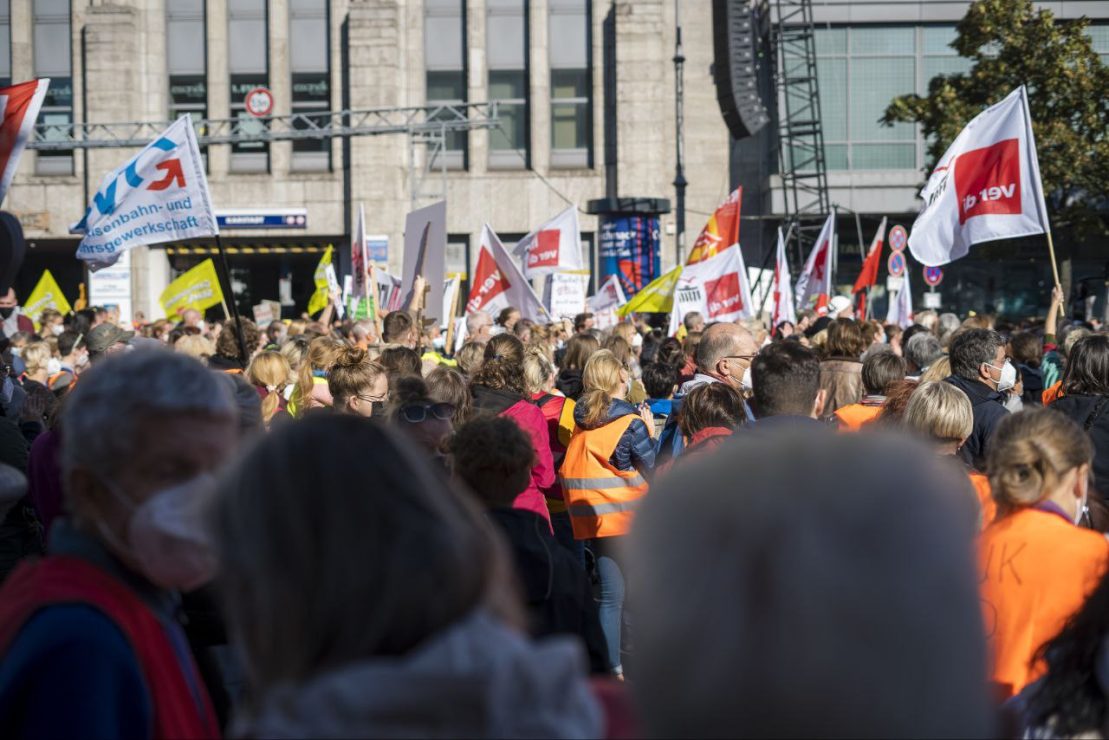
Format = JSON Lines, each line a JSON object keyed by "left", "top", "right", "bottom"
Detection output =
{"left": 466, "top": 224, "right": 549, "bottom": 322}
{"left": 512, "top": 205, "right": 584, "bottom": 277}
{"left": 794, "top": 214, "right": 835, "bottom": 310}
{"left": 771, "top": 228, "right": 796, "bottom": 328}
{"left": 0, "top": 79, "right": 49, "bottom": 205}
{"left": 909, "top": 86, "right": 1049, "bottom": 266}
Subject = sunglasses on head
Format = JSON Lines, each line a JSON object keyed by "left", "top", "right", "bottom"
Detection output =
{"left": 400, "top": 402, "right": 455, "bottom": 423}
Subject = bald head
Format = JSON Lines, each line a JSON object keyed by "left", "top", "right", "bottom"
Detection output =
{"left": 696, "top": 323, "right": 759, "bottom": 388}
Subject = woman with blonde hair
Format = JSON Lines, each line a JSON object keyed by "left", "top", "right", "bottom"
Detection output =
{"left": 20, "top": 342, "right": 51, "bottom": 386}
{"left": 903, "top": 381, "right": 992, "bottom": 526}
{"left": 918, "top": 354, "right": 951, "bottom": 384}
{"left": 561, "top": 349, "right": 655, "bottom": 678}
{"left": 212, "top": 416, "right": 602, "bottom": 737}
{"left": 174, "top": 334, "right": 214, "bottom": 363}
{"left": 979, "top": 409, "right": 1109, "bottom": 700}
{"left": 327, "top": 346, "right": 388, "bottom": 418}
{"left": 248, "top": 351, "right": 293, "bottom": 426}
{"left": 289, "top": 336, "right": 345, "bottom": 416}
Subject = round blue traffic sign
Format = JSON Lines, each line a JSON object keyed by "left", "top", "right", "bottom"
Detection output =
{"left": 924, "top": 266, "right": 944, "bottom": 287}
{"left": 887, "top": 251, "right": 906, "bottom": 278}
{"left": 889, "top": 225, "right": 908, "bottom": 252}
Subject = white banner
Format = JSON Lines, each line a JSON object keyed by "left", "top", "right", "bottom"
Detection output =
{"left": 512, "top": 205, "right": 584, "bottom": 278}
{"left": 794, "top": 214, "right": 835, "bottom": 310}
{"left": 73, "top": 116, "right": 218, "bottom": 270}
{"left": 886, "top": 272, "right": 914, "bottom": 329}
{"left": 588, "top": 274, "right": 627, "bottom": 329}
{"left": 545, "top": 272, "right": 587, "bottom": 319}
{"left": 667, "top": 245, "right": 754, "bottom": 335}
{"left": 909, "top": 86, "right": 1049, "bottom": 266}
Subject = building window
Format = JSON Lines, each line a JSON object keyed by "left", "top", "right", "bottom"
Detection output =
{"left": 167, "top": 0, "right": 206, "bottom": 161}
{"left": 425, "top": 0, "right": 467, "bottom": 170}
{"left": 549, "top": 0, "right": 591, "bottom": 168}
{"left": 290, "top": 0, "right": 330, "bottom": 171}
{"left": 33, "top": 0, "right": 72, "bottom": 175}
{"left": 813, "top": 25, "right": 971, "bottom": 172}
{"left": 0, "top": 0, "right": 10, "bottom": 88}
{"left": 487, "top": 0, "right": 528, "bottom": 169}
{"left": 228, "top": 0, "right": 268, "bottom": 172}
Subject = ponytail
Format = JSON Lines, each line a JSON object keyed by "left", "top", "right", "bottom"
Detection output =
{"left": 581, "top": 350, "right": 624, "bottom": 427}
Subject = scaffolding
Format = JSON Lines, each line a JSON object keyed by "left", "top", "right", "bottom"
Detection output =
{"left": 770, "top": 0, "right": 830, "bottom": 264}
{"left": 25, "top": 102, "right": 500, "bottom": 208}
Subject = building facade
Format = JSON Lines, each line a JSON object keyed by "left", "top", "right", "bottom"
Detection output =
{"left": 2, "top": 0, "right": 732, "bottom": 322}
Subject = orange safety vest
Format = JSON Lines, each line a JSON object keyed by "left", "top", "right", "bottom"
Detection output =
{"left": 979, "top": 507, "right": 1109, "bottom": 700}
{"left": 968, "top": 472, "right": 996, "bottom": 531}
{"left": 1042, "top": 380, "right": 1064, "bottom": 405}
{"left": 559, "top": 414, "right": 648, "bottom": 540}
{"left": 834, "top": 403, "right": 882, "bottom": 432}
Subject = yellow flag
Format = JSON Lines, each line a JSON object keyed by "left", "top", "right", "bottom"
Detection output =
{"left": 307, "top": 246, "right": 334, "bottom": 316}
{"left": 24, "top": 270, "right": 72, "bottom": 330}
{"left": 617, "top": 265, "right": 683, "bottom": 316}
{"left": 160, "top": 259, "right": 224, "bottom": 318}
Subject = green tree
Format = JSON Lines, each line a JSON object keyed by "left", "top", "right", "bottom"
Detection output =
{"left": 882, "top": 0, "right": 1109, "bottom": 236}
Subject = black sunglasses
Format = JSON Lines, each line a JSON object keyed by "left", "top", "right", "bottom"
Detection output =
{"left": 401, "top": 402, "right": 455, "bottom": 423}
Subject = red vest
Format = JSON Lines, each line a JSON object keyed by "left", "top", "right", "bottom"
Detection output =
{"left": 0, "top": 556, "right": 219, "bottom": 739}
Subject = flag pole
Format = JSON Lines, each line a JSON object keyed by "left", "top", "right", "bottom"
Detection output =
{"left": 1046, "top": 229, "right": 1061, "bottom": 289}
{"left": 214, "top": 234, "right": 249, "bottom": 367}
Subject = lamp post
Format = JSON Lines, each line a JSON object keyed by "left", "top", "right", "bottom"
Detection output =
{"left": 673, "top": 0, "right": 687, "bottom": 264}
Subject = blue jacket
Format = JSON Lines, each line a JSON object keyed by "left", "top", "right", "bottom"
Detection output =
{"left": 573, "top": 398, "right": 655, "bottom": 475}
{"left": 946, "top": 375, "right": 1009, "bottom": 471}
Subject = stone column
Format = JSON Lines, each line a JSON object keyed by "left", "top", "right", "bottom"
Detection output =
{"left": 207, "top": 0, "right": 231, "bottom": 177}
{"left": 268, "top": 0, "right": 292, "bottom": 175}
{"left": 528, "top": 0, "right": 550, "bottom": 173}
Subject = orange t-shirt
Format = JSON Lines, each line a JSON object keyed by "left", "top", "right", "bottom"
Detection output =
{"left": 968, "top": 472, "right": 996, "bottom": 531}
{"left": 834, "top": 403, "right": 882, "bottom": 432}
{"left": 979, "top": 507, "right": 1109, "bottom": 699}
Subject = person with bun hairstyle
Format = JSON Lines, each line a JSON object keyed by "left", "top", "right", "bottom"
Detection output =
{"left": 469, "top": 334, "right": 555, "bottom": 527}
{"left": 248, "top": 351, "right": 293, "bottom": 427}
{"left": 328, "top": 346, "right": 388, "bottom": 417}
{"left": 979, "top": 408, "right": 1109, "bottom": 700}
{"left": 561, "top": 349, "right": 655, "bottom": 678}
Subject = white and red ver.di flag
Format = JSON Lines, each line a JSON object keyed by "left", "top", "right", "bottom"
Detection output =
{"left": 0, "top": 79, "right": 49, "bottom": 205}
{"left": 771, "top": 228, "right": 797, "bottom": 328}
{"left": 909, "top": 86, "right": 1050, "bottom": 266}
{"left": 794, "top": 213, "right": 835, "bottom": 311}
{"left": 667, "top": 245, "right": 754, "bottom": 335}
{"left": 467, "top": 224, "right": 549, "bottom": 322}
{"left": 512, "top": 205, "right": 585, "bottom": 278}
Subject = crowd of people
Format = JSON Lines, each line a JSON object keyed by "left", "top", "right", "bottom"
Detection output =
{"left": 0, "top": 279, "right": 1107, "bottom": 736}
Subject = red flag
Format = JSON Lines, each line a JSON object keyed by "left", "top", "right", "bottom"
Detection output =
{"left": 852, "top": 217, "right": 887, "bottom": 295}
{"left": 0, "top": 79, "right": 49, "bottom": 205}
{"left": 686, "top": 187, "right": 741, "bottom": 265}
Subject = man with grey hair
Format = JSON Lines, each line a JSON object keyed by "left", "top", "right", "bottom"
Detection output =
{"left": 0, "top": 350, "right": 236, "bottom": 737}
{"left": 904, "top": 332, "right": 944, "bottom": 378}
{"left": 657, "top": 322, "right": 759, "bottom": 464}
{"left": 466, "top": 310, "right": 494, "bottom": 345}
{"left": 945, "top": 328, "right": 1011, "bottom": 469}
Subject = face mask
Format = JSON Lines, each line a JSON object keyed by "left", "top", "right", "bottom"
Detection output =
{"left": 100, "top": 475, "right": 218, "bottom": 592}
{"left": 10, "top": 347, "right": 21, "bottom": 358}
{"left": 741, "top": 366, "right": 753, "bottom": 392}
{"left": 0, "top": 307, "right": 14, "bottom": 320}
{"left": 1003, "top": 394, "right": 1024, "bottom": 414}
{"left": 46, "top": 358, "right": 61, "bottom": 375}
{"left": 432, "top": 336, "right": 445, "bottom": 351}
{"left": 76, "top": 352, "right": 90, "bottom": 368}
{"left": 988, "top": 359, "right": 1017, "bottom": 393}
{"left": 51, "top": 324, "right": 64, "bottom": 336}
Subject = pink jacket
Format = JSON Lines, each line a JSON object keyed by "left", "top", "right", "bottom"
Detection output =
{"left": 500, "top": 399, "right": 556, "bottom": 526}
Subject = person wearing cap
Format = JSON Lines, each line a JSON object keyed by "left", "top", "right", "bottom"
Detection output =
{"left": 828, "top": 295, "right": 854, "bottom": 319}
{"left": 85, "top": 323, "right": 134, "bottom": 364}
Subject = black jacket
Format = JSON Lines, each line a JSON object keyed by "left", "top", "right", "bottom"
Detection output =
{"left": 1053, "top": 394, "right": 1109, "bottom": 498}
{"left": 487, "top": 508, "right": 607, "bottom": 673}
{"left": 555, "top": 369, "right": 584, "bottom": 401}
{"left": 946, "top": 375, "right": 1009, "bottom": 470}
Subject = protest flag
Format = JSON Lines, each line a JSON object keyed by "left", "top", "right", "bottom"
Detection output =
{"left": 908, "top": 86, "right": 1056, "bottom": 284}
{"left": 794, "top": 214, "right": 835, "bottom": 312}
{"left": 72, "top": 115, "right": 218, "bottom": 270}
{"left": 466, "top": 224, "right": 548, "bottom": 322}
{"left": 852, "top": 216, "right": 887, "bottom": 319}
{"left": 668, "top": 245, "right": 754, "bottom": 335}
{"left": 886, "top": 272, "right": 914, "bottom": 329}
{"left": 513, "top": 205, "right": 585, "bottom": 278}
{"left": 24, "top": 269, "right": 71, "bottom": 329}
{"left": 588, "top": 274, "right": 627, "bottom": 330}
{"left": 159, "top": 258, "right": 225, "bottom": 319}
{"left": 308, "top": 246, "right": 335, "bottom": 317}
{"left": 617, "top": 264, "right": 683, "bottom": 317}
{"left": 686, "top": 187, "right": 741, "bottom": 265}
{"left": 0, "top": 79, "right": 49, "bottom": 206}
{"left": 770, "top": 228, "right": 796, "bottom": 329}
{"left": 349, "top": 203, "right": 377, "bottom": 321}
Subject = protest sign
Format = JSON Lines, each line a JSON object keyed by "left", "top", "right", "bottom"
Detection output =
{"left": 401, "top": 200, "right": 447, "bottom": 320}
{"left": 159, "top": 258, "right": 224, "bottom": 319}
